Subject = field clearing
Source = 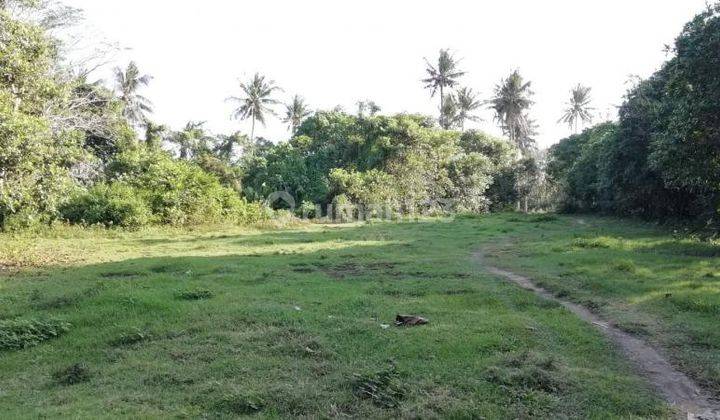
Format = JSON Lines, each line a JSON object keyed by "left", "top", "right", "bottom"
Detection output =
{"left": 1, "top": 214, "right": 718, "bottom": 418}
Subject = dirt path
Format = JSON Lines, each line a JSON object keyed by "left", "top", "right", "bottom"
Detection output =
{"left": 473, "top": 250, "right": 720, "bottom": 420}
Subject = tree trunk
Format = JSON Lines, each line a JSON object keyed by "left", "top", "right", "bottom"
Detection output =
{"left": 439, "top": 85, "right": 444, "bottom": 128}
{"left": 251, "top": 116, "right": 256, "bottom": 142}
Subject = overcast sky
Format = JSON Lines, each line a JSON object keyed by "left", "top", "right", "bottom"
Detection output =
{"left": 65, "top": 0, "right": 708, "bottom": 148}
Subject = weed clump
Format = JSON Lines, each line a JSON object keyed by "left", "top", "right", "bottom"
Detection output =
{"left": 485, "top": 351, "right": 565, "bottom": 394}
{"left": 613, "top": 259, "right": 636, "bottom": 273}
{"left": 0, "top": 318, "right": 71, "bottom": 351}
{"left": 352, "top": 362, "right": 405, "bottom": 408}
{"left": 571, "top": 236, "right": 619, "bottom": 249}
{"left": 176, "top": 288, "right": 214, "bottom": 301}
{"left": 111, "top": 328, "right": 153, "bottom": 346}
{"left": 212, "top": 392, "right": 265, "bottom": 414}
{"left": 53, "top": 363, "right": 91, "bottom": 385}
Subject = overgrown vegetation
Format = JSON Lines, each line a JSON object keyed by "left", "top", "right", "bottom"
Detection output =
{"left": 0, "top": 318, "right": 71, "bottom": 351}
{"left": 548, "top": 4, "right": 720, "bottom": 226}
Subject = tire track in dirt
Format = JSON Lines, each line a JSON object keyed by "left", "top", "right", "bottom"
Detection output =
{"left": 473, "top": 249, "right": 720, "bottom": 420}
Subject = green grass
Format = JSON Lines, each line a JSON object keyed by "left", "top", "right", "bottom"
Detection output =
{"left": 486, "top": 213, "right": 720, "bottom": 397}
{"left": 0, "top": 214, "right": 698, "bottom": 418}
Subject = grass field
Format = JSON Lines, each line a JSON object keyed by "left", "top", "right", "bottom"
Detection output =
{"left": 1, "top": 214, "right": 717, "bottom": 418}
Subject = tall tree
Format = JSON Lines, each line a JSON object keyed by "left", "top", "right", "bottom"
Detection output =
{"left": 559, "top": 84, "right": 594, "bottom": 133}
{"left": 282, "top": 95, "right": 312, "bottom": 133}
{"left": 422, "top": 49, "right": 465, "bottom": 128}
{"left": 214, "top": 132, "right": 250, "bottom": 162}
{"left": 489, "top": 70, "right": 535, "bottom": 153}
{"left": 169, "top": 121, "right": 210, "bottom": 160}
{"left": 143, "top": 120, "right": 166, "bottom": 150}
{"left": 113, "top": 61, "right": 153, "bottom": 127}
{"left": 356, "top": 100, "right": 381, "bottom": 118}
{"left": 454, "top": 87, "right": 482, "bottom": 131}
{"left": 440, "top": 93, "right": 458, "bottom": 129}
{"left": 227, "top": 73, "right": 282, "bottom": 141}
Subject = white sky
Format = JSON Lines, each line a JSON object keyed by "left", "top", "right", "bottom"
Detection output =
{"left": 65, "top": 0, "right": 708, "bottom": 148}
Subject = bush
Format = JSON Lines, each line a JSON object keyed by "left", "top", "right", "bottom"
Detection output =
{"left": 298, "top": 200, "right": 320, "bottom": 219}
{"left": 0, "top": 318, "right": 71, "bottom": 351}
{"left": 60, "top": 183, "right": 152, "bottom": 228}
{"left": 107, "top": 150, "right": 266, "bottom": 226}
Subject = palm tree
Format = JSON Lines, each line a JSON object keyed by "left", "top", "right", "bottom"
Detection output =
{"left": 142, "top": 120, "right": 166, "bottom": 150}
{"left": 489, "top": 70, "right": 535, "bottom": 153}
{"left": 227, "top": 73, "right": 282, "bottom": 141}
{"left": 114, "top": 61, "right": 153, "bottom": 126}
{"left": 214, "top": 132, "right": 250, "bottom": 162}
{"left": 454, "top": 87, "right": 482, "bottom": 131}
{"left": 440, "top": 94, "right": 458, "bottom": 129}
{"left": 169, "top": 121, "right": 209, "bottom": 159}
{"left": 422, "top": 49, "right": 465, "bottom": 128}
{"left": 282, "top": 95, "right": 312, "bottom": 134}
{"left": 559, "top": 84, "right": 594, "bottom": 133}
{"left": 356, "top": 100, "right": 382, "bottom": 118}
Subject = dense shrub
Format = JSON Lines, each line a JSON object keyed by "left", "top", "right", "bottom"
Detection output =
{"left": 0, "top": 9, "right": 134, "bottom": 231}
{"left": 105, "top": 149, "right": 266, "bottom": 226}
{"left": 60, "top": 183, "right": 152, "bottom": 227}
{"left": 0, "top": 318, "right": 71, "bottom": 351}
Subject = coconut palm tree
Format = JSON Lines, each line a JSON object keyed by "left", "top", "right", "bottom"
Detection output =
{"left": 440, "top": 94, "right": 459, "bottom": 129}
{"left": 559, "top": 84, "right": 594, "bottom": 133}
{"left": 227, "top": 73, "right": 282, "bottom": 141}
{"left": 114, "top": 61, "right": 153, "bottom": 127}
{"left": 282, "top": 95, "right": 312, "bottom": 134}
{"left": 169, "top": 121, "right": 210, "bottom": 160}
{"left": 214, "top": 132, "right": 250, "bottom": 162}
{"left": 489, "top": 70, "right": 535, "bottom": 152}
{"left": 356, "top": 100, "right": 382, "bottom": 118}
{"left": 422, "top": 49, "right": 465, "bottom": 128}
{"left": 454, "top": 87, "right": 482, "bottom": 131}
{"left": 142, "top": 120, "right": 166, "bottom": 150}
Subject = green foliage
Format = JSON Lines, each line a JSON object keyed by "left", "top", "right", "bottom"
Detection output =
{"left": 0, "top": 318, "right": 70, "bottom": 351}
{"left": 0, "top": 11, "right": 85, "bottom": 230}
{"left": 244, "top": 112, "right": 519, "bottom": 214}
{"left": 447, "top": 153, "right": 494, "bottom": 212}
{"left": 329, "top": 168, "right": 398, "bottom": 209}
{"left": 549, "top": 5, "right": 720, "bottom": 223}
{"left": 0, "top": 11, "right": 58, "bottom": 114}
{"left": 107, "top": 149, "right": 265, "bottom": 226}
{"left": 298, "top": 200, "right": 320, "bottom": 219}
{"left": 60, "top": 182, "right": 152, "bottom": 228}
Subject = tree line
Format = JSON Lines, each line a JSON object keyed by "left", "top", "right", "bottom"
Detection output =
{"left": 547, "top": 3, "right": 720, "bottom": 227}
{"left": 2, "top": 0, "right": 715, "bottom": 230}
